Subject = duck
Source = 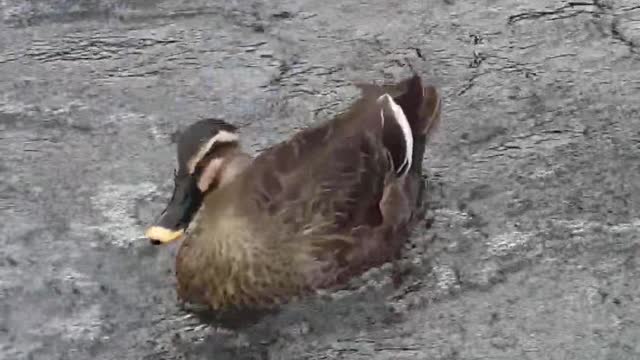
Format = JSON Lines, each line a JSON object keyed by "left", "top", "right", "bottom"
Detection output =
{"left": 145, "top": 74, "right": 442, "bottom": 311}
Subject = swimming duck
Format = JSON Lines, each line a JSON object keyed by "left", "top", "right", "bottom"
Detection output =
{"left": 145, "top": 74, "right": 442, "bottom": 310}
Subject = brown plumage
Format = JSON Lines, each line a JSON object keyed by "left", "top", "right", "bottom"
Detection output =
{"left": 145, "top": 74, "right": 442, "bottom": 311}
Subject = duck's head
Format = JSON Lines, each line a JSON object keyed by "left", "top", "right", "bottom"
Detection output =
{"left": 145, "top": 118, "right": 250, "bottom": 245}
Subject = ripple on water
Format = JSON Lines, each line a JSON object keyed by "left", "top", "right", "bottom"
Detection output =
{"left": 70, "top": 181, "right": 157, "bottom": 248}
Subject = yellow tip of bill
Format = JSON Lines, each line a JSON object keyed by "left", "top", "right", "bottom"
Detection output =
{"left": 145, "top": 226, "right": 184, "bottom": 244}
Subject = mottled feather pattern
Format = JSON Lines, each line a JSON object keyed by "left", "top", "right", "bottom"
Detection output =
{"left": 177, "top": 212, "right": 315, "bottom": 309}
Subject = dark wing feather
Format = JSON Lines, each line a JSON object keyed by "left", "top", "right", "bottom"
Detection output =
{"left": 238, "top": 125, "right": 392, "bottom": 241}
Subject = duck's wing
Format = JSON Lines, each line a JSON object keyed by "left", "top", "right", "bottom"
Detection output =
{"left": 237, "top": 93, "right": 413, "bottom": 237}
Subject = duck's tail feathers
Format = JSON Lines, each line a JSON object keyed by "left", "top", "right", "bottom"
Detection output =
{"left": 397, "top": 75, "right": 441, "bottom": 176}
{"left": 356, "top": 74, "right": 442, "bottom": 139}
{"left": 389, "top": 75, "right": 442, "bottom": 141}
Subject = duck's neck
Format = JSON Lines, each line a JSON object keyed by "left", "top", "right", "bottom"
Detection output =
{"left": 175, "top": 194, "right": 255, "bottom": 306}
{"left": 218, "top": 150, "right": 252, "bottom": 188}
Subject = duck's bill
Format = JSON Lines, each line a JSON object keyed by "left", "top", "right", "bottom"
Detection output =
{"left": 145, "top": 226, "right": 185, "bottom": 244}
{"left": 145, "top": 175, "right": 203, "bottom": 245}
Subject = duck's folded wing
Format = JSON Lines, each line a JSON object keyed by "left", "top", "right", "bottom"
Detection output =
{"left": 241, "top": 94, "right": 420, "bottom": 230}
{"left": 241, "top": 129, "right": 392, "bottom": 235}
